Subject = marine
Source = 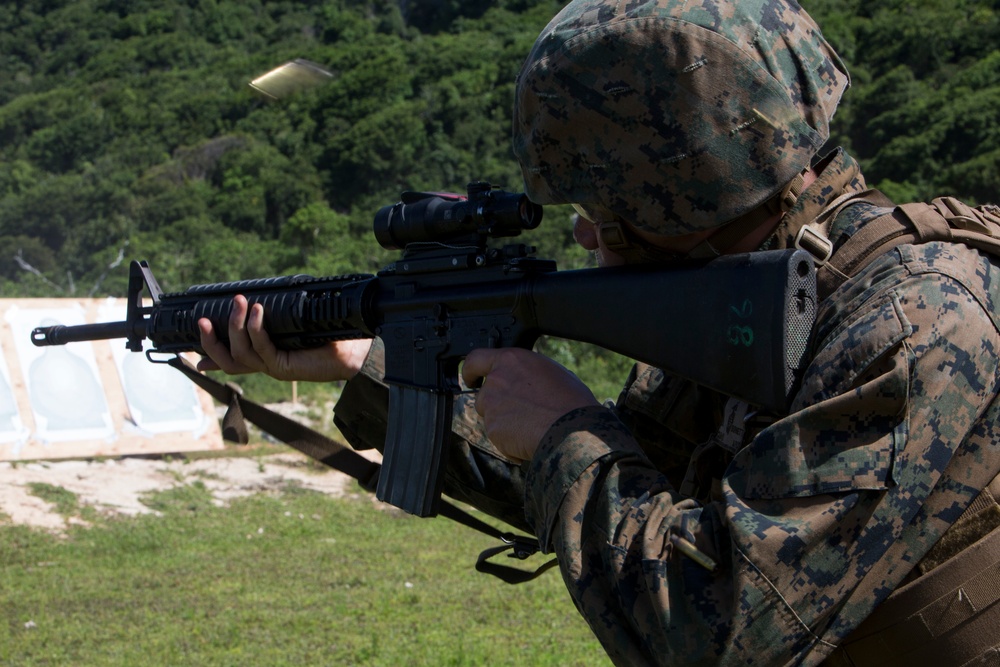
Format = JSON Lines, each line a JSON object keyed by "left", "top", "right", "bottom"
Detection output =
{"left": 199, "top": 1, "right": 1000, "bottom": 664}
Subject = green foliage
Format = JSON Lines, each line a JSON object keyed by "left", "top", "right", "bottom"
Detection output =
{"left": 807, "top": 0, "right": 1000, "bottom": 203}
{"left": 0, "top": 0, "right": 565, "bottom": 297}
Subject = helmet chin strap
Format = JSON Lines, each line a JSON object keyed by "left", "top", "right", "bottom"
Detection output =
{"left": 686, "top": 171, "right": 807, "bottom": 259}
{"left": 597, "top": 219, "right": 687, "bottom": 264}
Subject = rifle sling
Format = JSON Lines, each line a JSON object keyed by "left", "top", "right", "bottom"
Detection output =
{"left": 166, "top": 355, "right": 551, "bottom": 584}
{"left": 166, "top": 355, "right": 381, "bottom": 489}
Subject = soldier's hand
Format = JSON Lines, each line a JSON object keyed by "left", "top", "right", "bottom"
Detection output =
{"left": 462, "top": 347, "right": 598, "bottom": 462}
{"left": 196, "top": 294, "right": 372, "bottom": 382}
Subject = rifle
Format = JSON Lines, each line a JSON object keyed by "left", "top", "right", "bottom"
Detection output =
{"left": 31, "top": 181, "right": 817, "bottom": 518}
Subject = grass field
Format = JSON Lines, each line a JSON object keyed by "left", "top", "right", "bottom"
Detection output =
{"left": 0, "top": 464, "right": 610, "bottom": 666}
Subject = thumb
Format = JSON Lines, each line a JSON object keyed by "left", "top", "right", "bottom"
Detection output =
{"left": 461, "top": 348, "right": 501, "bottom": 388}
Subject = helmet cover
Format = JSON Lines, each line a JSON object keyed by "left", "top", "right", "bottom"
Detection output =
{"left": 512, "top": 0, "right": 850, "bottom": 235}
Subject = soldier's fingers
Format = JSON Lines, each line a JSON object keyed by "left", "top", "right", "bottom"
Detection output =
{"left": 197, "top": 317, "right": 240, "bottom": 373}
{"left": 226, "top": 295, "right": 265, "bottom": 369}
{"left": 245, "top": 303, "right": 281, "bottom": 370}
{"left": 195, "top": 357, "right": 221, "bottom": 372}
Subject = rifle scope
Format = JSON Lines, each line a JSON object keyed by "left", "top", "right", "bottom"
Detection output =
{"left": 373, "top": 181, "right": 542, "bottom": 250}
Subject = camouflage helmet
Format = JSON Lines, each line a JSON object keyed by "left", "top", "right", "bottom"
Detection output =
{"left": 512, "top": 0, "right": 850, "bottom": 236}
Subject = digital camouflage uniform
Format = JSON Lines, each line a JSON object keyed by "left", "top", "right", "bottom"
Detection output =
{"left": 336, "top": 147, "right": 1000, "bottom": 665}
{"left": 523, "top": 147, "right": 1000, "bottom": 666}
{"left": 334, "top": 1, "right": 1000, "bottom": 665}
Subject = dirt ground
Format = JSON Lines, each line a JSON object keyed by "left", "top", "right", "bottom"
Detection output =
{"left": 0, "top": 449, "right": 371, "bottom": 531}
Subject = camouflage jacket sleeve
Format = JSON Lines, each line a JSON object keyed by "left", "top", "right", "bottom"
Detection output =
{"left": 524, "top": 241, "right": 1000, "bottom": 666}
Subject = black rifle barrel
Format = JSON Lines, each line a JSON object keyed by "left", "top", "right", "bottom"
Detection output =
{"left": 31, "top": 320, "right": 135, "bottom": 346}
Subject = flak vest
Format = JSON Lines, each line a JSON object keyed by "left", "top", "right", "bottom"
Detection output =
{"left": 790, "top": 192, "right": 1000, "bottom": 667}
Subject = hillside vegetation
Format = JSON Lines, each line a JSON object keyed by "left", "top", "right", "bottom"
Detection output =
{"left": 1, "top": 0, "right": 998, "bottom": 402}
{"left": 1, "top": 0, "right": 574, "bottom": 297}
